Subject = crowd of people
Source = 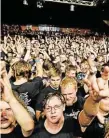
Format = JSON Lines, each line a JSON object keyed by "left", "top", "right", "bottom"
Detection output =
{"left": 0, "top": 24, "right": 109, "bottom": 138}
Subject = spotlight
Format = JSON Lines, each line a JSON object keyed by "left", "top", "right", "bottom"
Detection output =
{"left": 70, "top": 5, "right": 74, "bottom": 11}
{"left": 23, "top": 0, "right": 28, "bottom": 5}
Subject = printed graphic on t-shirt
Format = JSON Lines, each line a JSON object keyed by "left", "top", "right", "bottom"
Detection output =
{"left": 65, "top": 110, "right": 80, "bottom": 119}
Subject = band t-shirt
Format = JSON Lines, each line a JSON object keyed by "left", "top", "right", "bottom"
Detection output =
{"left": 10, "top": 77, "right": 43, "bottom": 109}
{"left": 64, "top": 96, "right": 85, "bottom": 119}
{"left": 30, "top": 116, "right": 82, "bottom": 138}
{"left": 77, "top": 86, "right": 86, "bottom": 98}
{"left": 1, "top": 125, "right": 25, "bottom": 138}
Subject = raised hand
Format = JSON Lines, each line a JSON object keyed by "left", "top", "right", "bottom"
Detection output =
{"left": 83, "top": 68, "right": 109, "bottom": 101}
{"left": 0, "top": 69, "right": 14, "bottom": 103}
{"left": 0, "top": 61, "right": 6, "bottom": 74}
{"left": 35, "top": 58, "right": 43, "bottom": 77}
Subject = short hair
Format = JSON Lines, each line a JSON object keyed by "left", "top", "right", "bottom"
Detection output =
{"left": 102, "top": 62, "right": 109, "bottom": 67}
{"left": 49, "top": 67, "right": 62, "bottom": 78}
{"left": 81, "top": 60, "right": 90, "bottom": 69}
{"left": 81, "top": 59, "right": 89, "bottom": 65}
{"left": 42, "top": 92, "right": 66, "bottom": 108}
{"left": 60, "top": 77, "right": 77, "bottom": 90}
{"left": 12, "top": 60, "right": 31, "bottom": 79}
{"left": 101, "top": 62, "right": 109, "bottom": 72}
{"left": 65, "top": 64, "right": 77, "bottom": 74}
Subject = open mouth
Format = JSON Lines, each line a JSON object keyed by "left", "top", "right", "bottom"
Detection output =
{"left": 51, "top": 116, "right": 57, "bottom": 119}
{"left": 1, "top": 118, "right": 8, "bottom": 124}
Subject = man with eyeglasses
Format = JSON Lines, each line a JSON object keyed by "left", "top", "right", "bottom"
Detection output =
{"left": 61, "top": 77, "right": 84, "bottom": 119}
{"left": 31, "top": 92, "right": 82, "bottom": 138}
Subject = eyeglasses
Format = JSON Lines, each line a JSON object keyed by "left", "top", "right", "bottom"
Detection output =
{"left": 45, "top": 104, "right": 62, "bottom": 112}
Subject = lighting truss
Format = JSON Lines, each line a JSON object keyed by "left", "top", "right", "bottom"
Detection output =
{"left": 44, "top": 0, "right": 95, "bottom": 6}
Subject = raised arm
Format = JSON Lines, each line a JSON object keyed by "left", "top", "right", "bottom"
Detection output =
{"left": 0, "top": 63, "right": 34, "bottom": 137}
{"left": 24, "top": 40, "right": 31, "bottom": 61}
{"left": 35, "top": 58, "right": 43, "bottom": 78}
{"left": 79, "top": 70, "right": 109, "bottom": 131}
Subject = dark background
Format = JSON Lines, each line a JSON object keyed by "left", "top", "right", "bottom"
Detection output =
{"left": 1, "top": 0, "right": 109, "bottom": 32}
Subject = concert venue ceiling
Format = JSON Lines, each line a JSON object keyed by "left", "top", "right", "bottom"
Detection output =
{"left": 1, "top": 0, "right": 109, "bottom": 32}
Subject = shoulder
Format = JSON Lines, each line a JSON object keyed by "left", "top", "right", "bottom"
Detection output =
{"left": 40, "top": 86, "right": 55, "bottom": 94}
{"left": 77, "top": 96, "right": 85, "bottom": 103}
{"left": 1, "top": 125, "right": 24, "bottom": 138}
{"left": 64, "top": 116, "right": 82, "bottom": 136}
{"left": 31, "top": 120, "right": 46, "bottom": 138}
{"left": 32, "top": 76, "right": 43, "bottom": 82}
{"left": 64, "top": 116, "right": 80, "bottom": 128}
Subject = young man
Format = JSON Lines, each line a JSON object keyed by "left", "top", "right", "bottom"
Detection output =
{"left": 10, "top": 59, "right": 43, "bottom": 109}
{"left": 35, "top": 68, "right": 62, "bottom": 121}
{"left": 61, "top": 77, "right": 84, "bottom": 119}
{"left": 0, "top": 65, "right": 34, "bottom": 138}
{"left": 65, "top": 65, "right": 77, "bottom": 78}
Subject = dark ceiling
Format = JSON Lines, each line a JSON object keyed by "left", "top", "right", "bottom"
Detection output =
{"left": 1, "top": 0, "right": 109, "bottom": 32}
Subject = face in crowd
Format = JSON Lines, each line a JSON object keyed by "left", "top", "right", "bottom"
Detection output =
{"left": 60, "top": 63, "right": 66, "bottom": 73}
{"left": 65, "top": 65, "right": 77, "bottom": 78}
{"left": 66, "top": 70, "right": 76, "bottom": 78}
{"left": 61, "top": 77, "right": 77, "bottom": 106}
{"left": 44, "top": 95, "right": 65, "bottom": 124}
{"left": 101, "top": 65, "right": 109, "bottom": 80}
{"left": 89, "top": 53, "right": 96, "bottom": 61}
{"left": 81, "top": 61, "right": 89, "bottom": 74}
{"left": 50, "top": 76, "right": 61, "bottom": 89}
{"left": 0, "top": 101, "right": 16, "bottom": 130}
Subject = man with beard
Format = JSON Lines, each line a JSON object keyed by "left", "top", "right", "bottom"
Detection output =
{"left": 61, "top": 77, "right": 84, "bottom": 119}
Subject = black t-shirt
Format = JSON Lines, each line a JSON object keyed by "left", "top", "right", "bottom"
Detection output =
{"left": 64, "top": 96, "right": 85, "bottom": 119}
{"left": 1, "top": 51, "right": 8, "bottom": 60}
{"left": 10, "top": 77, "right": 43, "bottom": 109}
{"left": 1, "top": 125, "right": 25, "bottom": 138}
{"left": 77, "top": 85, "right": 86, "bottom": 98}
{"left": 42, "top": 77, "right": 49, "bottom": 89}
{"left": 30, "top": 116, "right": 82, "bottom": 138}
{"left": 82, "top": 114, "right": 109, "bottom": 138}
{"left": 35, "top": 86, "right": 61, "bottom": 112}
{"left": 96, "top": 70, "right": 101, "bottom": 78}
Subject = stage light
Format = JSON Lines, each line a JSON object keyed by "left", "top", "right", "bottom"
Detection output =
{"left": 70, "top": 5, "right": 74, "bottom": 11}
{"left": 23, "top": 0, "right": 28, "bottom": 5}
